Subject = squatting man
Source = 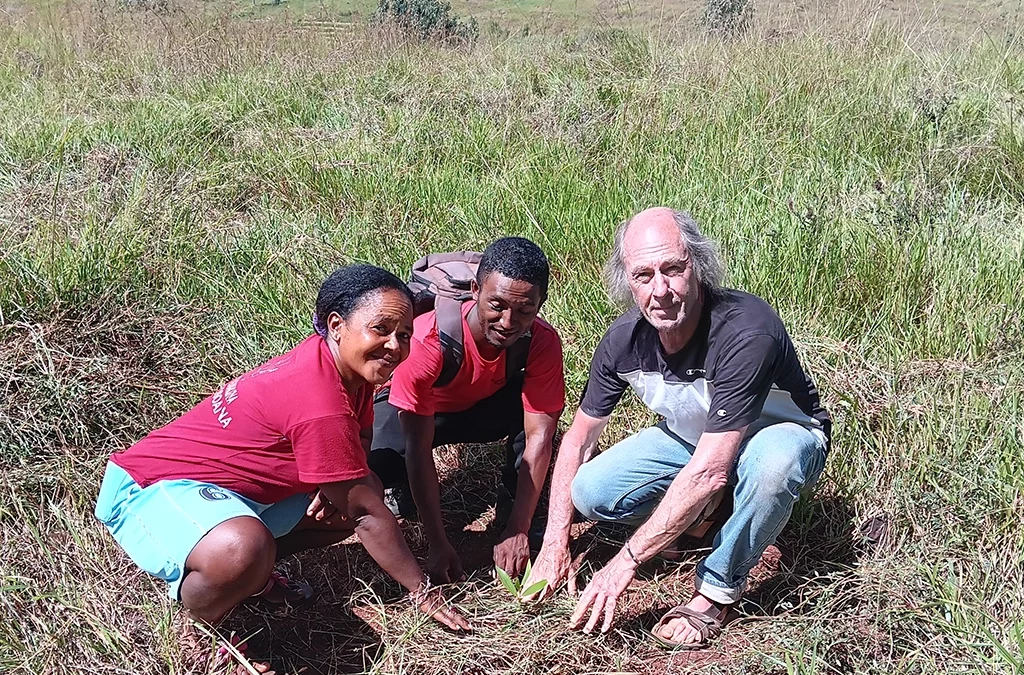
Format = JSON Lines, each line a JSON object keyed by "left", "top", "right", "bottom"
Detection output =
{"left": 523, "top": 206, "right": 831, "bottom": 649}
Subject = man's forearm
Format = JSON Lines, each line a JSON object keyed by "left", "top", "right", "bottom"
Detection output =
{"left": 400, "top": 412, "right": 448, "bottom": 544}
{"left": 543, "top": 445, "right": 584, "bottom": 547}
{"left": 625, "top": 429, "right": 744, "bottom": 561}
{"left": 506, "top": 438, "right": 552, "bottom": 534}
{"left": 627, "top": 474, "right": 721, "bottom": 560}
{"left": 543, "top": 410, "right": 606, "bottom": 547}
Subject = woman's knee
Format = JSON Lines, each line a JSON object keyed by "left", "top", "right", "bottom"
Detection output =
{"left": 187, "top": 516, "right": 276, "bottom": 588}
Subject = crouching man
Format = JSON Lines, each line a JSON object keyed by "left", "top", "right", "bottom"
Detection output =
{"left": 369, "top": 237, "right": 565, "bottom": 583}
{"left": 524, "top": 207, "right": 831, "bottom": 649}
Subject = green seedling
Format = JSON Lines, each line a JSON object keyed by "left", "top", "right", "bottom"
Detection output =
{"left": 495, "top": 560, "right": 548, "bottom": 602}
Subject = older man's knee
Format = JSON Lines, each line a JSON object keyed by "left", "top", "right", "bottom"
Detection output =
{"left": 742, "top": 453, "right": 811, "bottom": 505}
{"left": 571, "top": 463, "right": 613, "bottom": 521}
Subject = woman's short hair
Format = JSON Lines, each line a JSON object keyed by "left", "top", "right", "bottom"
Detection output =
{"left": 313, "top": 264, "right": 413, "bottom": 337}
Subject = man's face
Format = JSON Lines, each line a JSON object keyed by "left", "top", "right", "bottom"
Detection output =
{"left": 623, "top": 217, "right": 702, "bottom": 333}
{"left": 472, "top": 272, "right": 544, "bottom": 350}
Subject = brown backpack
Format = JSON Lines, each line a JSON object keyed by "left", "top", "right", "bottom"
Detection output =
{"left": 407, "top": 252, "right": 532, "bottom": 388}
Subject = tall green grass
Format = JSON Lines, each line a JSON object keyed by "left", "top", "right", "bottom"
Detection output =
{"left": 1, "top": 2, "right": 1022, "bottom": 673}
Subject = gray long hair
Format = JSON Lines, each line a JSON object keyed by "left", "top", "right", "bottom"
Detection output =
{"left": 602, "top": 209, "right": 726, "bottom": 307}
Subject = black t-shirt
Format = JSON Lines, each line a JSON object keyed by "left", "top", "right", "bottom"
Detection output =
{"left": 580, "top": 290, "right": 831, "bottom": 446}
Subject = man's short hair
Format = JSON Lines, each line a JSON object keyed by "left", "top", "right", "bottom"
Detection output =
{"left": 603, "top": 209, "right": 725, "bottom": 306}
{"left": 477, "top": 236, "right": 550, "bottom": 299}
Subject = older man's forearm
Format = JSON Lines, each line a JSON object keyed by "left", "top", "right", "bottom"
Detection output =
{"left": 625, "top": 428, "right": 744, "bottom": 561}
{"left": 543, "top": 411, "right": 606, "bottom": 547}
{"left": 626, "top": 474, "right": 724, "bottom": 560}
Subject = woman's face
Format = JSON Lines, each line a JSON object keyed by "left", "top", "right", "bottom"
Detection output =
{"left": 328, "top": 288, "right": 414, "bottom": 387}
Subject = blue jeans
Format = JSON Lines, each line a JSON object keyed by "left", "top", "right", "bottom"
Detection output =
{"left": 571, "top": 421, "right": 828, "bottom": 604}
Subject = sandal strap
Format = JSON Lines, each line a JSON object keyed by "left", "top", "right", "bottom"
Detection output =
{"left": 252, "top": 575, "right": 276, "bottom": 598}
{"left": 250, "top": 570, "right": 314, "bottom": 603}
{"left": 251, "top": 571, "right": 296, "bottom": 598}
{"left": 654, "top": 604, "right": 726, "bottom": 643}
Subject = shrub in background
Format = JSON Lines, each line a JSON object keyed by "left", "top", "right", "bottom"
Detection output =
{"left": 702, "top": 0, "right": 753, "bottom": 37}
{"left": 116, "top": 0, "right": 174, "bottom": 13}
{"left": 374, "top": 0, "right": 479, "bottom": 43}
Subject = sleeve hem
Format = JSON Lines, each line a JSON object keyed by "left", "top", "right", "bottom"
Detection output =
{"left": 298, "top": 467, "right": 370, "bottom": 484}
{"left": 703, "top": 414, "right": 760, "bottom": 435}
{"left": 523, "top": 403, "right": 566, "bottom": 415}
{"left": 388, "top": 394, "right": 434, "bottom": 417}
{"left": 579, "top": 403, "right": 613, "bottom": 419}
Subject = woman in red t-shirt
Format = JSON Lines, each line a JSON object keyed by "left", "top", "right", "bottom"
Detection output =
{"left": 95, "top": 264, "right": 469, "bottom": 665}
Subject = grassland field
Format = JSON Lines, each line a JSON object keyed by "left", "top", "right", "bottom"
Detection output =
{"left": 1, "top": 0, "right": 1023, "bottom": 673}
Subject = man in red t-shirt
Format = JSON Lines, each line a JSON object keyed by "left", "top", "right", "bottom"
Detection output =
{"left": 369, "top": 237, "right": 566, "bottom": 583}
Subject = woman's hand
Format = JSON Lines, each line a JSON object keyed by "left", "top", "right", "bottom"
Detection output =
{"left": 411, "top": 583, "right": 472, "bottom": 632}
{"left": 307, "top": 490, "right": 341, "bottom": 524}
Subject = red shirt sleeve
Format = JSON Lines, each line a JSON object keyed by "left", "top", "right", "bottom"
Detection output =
{"left": 288, "top": 414, "right": 370, "bottom": 485}
{"left": 388, "top": 323, "right": 444, "bottom": 416}
{"left": 354, "top": 385, "right": 374, "bottom": 431}
{"left": 521, "top": 322, "right": 566, "bottom": 415}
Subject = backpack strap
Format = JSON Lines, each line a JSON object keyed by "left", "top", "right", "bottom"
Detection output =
{"left": 433, "top": 296, "right": 465, "bottom": 388}
{"left": 432, "top": 299, "right": 535, "bottom": 389}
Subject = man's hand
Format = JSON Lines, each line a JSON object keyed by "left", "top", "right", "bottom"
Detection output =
{"left": 493, "top": 529, "right": 530, "bottom": 578}
{"left": 427, "top": 539, "right": 466, "bottom": 584}
{"left": 306, "top": 490, "right": 341, "bottom": 525}
{"left": 569, "top": 552, "right": 637, "bottom": 634}
{"left": 522, "top": 543, "right": 575, "bottom": 602}
{"left": 413, "top": 585, "right": 472, "bottom": 632}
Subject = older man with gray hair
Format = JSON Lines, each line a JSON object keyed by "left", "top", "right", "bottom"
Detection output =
{"left": 524, "top": 207, "right": 831, "bottom": 649}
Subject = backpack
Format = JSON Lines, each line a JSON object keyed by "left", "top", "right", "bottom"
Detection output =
{"left": 407, "top": 251, "right": 533, "bottom": 388}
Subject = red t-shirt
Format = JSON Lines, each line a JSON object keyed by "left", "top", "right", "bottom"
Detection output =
{"left": 388, "top": 301, "right": 565, "bottom": 417}
{"left": 111, "top": 335, "right": 372, "bottom": 504}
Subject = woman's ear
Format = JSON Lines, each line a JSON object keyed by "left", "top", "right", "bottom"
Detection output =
{"left": 327, "top": 311, "right": 345, "bottom": 341}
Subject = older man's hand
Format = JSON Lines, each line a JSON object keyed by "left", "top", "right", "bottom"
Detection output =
{"left": 523, "top": 543, "right": 574, "bottom": 602}
{"left": 569, "top": 551, "right": 638, "bottom": 634}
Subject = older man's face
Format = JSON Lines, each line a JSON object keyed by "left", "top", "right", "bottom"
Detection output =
{"left": 623, "top": 216, "right": 702, "bottom": 334}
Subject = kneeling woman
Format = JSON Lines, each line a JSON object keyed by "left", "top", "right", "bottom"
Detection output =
{"left": 95, "top": 264, "right": 468, "bottom": 637}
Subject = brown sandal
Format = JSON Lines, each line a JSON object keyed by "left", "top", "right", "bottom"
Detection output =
{"left": 650, "top": 604, "right": 728, "bottom": 650}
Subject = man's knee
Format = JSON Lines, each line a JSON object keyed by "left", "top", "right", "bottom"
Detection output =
{"left": 571, "top": 462, "right": 617, "bottom": 521}
{"left": 367, "top": 447, "right": 407, "bottom": 488}
{"left": 740, "top": 426, "right": 824, "bottom": 501}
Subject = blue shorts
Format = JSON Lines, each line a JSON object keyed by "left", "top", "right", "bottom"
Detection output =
{"left": 94, "top": 461, "right": 310, "bottom": 600}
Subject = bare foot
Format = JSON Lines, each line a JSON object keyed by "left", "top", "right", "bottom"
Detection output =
{"left": 212, "top": 634, "right": 276, "bottom": 675}
{"left": 655, "top": 593, "right": 730, "bottom": 647}
{"left": 179, "top": 619, "right": 276, "bottom": 675}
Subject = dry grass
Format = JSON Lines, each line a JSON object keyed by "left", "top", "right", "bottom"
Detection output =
{"left": 2, "top": 0, "right": 1023, "bottom": 673}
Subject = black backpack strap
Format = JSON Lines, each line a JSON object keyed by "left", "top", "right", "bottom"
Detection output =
{"left": 504, "top": 330, "right": 533, "bottom": 383}
{"left": 433, "top": 297, "right": 465, "bottom": 388}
